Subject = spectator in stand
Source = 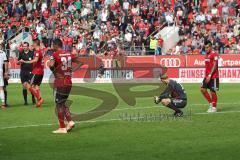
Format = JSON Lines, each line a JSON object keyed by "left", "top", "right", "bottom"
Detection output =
{"left": 0, "top": 0, "right": 239, "bottom": 56}
{"left": 133, "top": 35, "right": 143, "bottom": 55}
{"left": 0, "top": 32, "right": 3, "bottom": 46}
{"left": 156, "top": 35, "right": 164, "bottom": 55}
{"left": 165, "top": 11, "right": 174, "bottom": 26}
{"left": 173, "top": 41, "right": 182, "bottom": 55}
{"left": 123, "top": 0, "right": 130, "bottom": 14}
{"left": 149, "top": 36, "right": 158, "bottom": 55}
{"left": 10, "top": 40, "right": 18, "bottom": 58}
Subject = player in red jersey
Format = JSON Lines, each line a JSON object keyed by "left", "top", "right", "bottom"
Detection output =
{"left": 20, "top": 39, "right": 44, "bottom": 107}
{"left": 49, "top": 38, "right": 83, "bottom": 134}
{"left": 201, "top": 41, "right": 219, "bottom": 113}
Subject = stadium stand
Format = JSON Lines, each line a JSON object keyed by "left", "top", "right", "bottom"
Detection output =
{"left": 0, "top": 0, "right": 239, "bottom": 57}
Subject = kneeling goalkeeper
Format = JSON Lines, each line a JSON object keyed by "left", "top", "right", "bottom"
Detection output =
{"left": 154, "top": 74, "right": 187, "bottom": 117}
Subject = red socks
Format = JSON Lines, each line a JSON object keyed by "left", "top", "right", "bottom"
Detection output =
{"left": 57, "top": 107, "right": 65, "bottom": 128}
{"left": 29, "top": 87, "right": 41, "bottom": 100}
{"left": 56, "top": 107, "right": 72, "bottom": 128}
{"left": 202, "top": 90, "right": 218, "bottom": 108}
{"left": 211, "top": 92, "right": 218, "bottom": 108}
{"left": 64, "top": 106, "right": 72, "bottom": 122}
{"left": 202, "top": 91, "right": 212, "bottom": 104}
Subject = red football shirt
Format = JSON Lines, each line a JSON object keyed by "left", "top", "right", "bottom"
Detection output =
{"left": 54, "top": 29, "right": 61, "bottom": 36}
{"left": 31, "top": 31, "right": 38, "bottom": 40}
{"left": 67, "top": 37, "right": 73, "bottom": 45}
{"left": 62, "top": 18, "right": 68, "bottom": 26}
{"left": 63, "top": 0, "right": 69, "bottom": 4}
{"left": 158, "top": 38, "right": 164, "bottom": 47}
{"left": 32, "top": 50, "right": 44, "bottom": 75}
{"left": 43, "top": 10, "right": 49, "bottom": 18}
{"left": 63, "top": 37, "right": 68, "bottom": 45}
{"left": 51, "top": 50, "right": 76, "bottom": 88}
{"left": 205, "top": 51, "right": 219, "bottom": 78}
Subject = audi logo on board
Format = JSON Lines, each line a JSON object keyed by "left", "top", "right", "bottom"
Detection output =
{"left": 160, "top": 58, "right": 181, "bottom": 67}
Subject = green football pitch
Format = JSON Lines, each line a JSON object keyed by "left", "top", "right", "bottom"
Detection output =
{"left": 0, "top": 83, "right": 239, "bottom": 160}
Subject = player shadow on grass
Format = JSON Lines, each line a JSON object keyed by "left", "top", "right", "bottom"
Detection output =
{"left": 4, "top": 103, "right": 42, "bottom": 108}
{"left": 67, "top": 122, "right": 115, "bottom": 133}
{"left": 216, "top": 106, "right": 236, "bottom": 112}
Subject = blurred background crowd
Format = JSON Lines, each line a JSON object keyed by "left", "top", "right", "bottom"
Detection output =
{"left": 0, "top": 0, "right": 239, "bottom": 57}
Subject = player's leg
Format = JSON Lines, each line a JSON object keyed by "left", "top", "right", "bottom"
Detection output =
{"left": 20, "top": 72, "right": 28, "bottom": 105}
{"left": 210, "top": 90, "right": 217, "bottom": 112}
{"left": 53, "top": 103, "right": 67, "bottom": 134}
{"left": 62, "top": 86, "right": 75, "bottom": 132}
{"left": 33, "top": 85, "right": 41, "bottom": 99}
{"left": 23, "top": 83, "right": 36, "bottom": 105}
{"left": 29, "top": 71, "right": 36, "bottom": 104}
{"left": 28, "top": 84, "right": 41, "bottom": 101}
{"left": 201, "top": 88, "right": 212, "bottom": 104}
{"left": 56, "top": 104, "right": 65, "bottom": 128}
{"left": 0, "top": 89, "right": 6, "bottom": 109}
{"left": 201, "top": 87, "right": 213, "bottom": 112}
{"left": 0, "top": 74, "right": 6, "bottom": 109}
{"left": 3, "top": 78, "right": 8, "bottom": 106}
{"left": 53, "top": 88, "right": 67, "bottom": 134}
{"left": 55, "top": 87, "right": 75, "bottom": 132}
{"left": 171, "top": 99, "right": 187, "bottom": 117}
{"left": 161, "top": 98, "right": 183, "bottom": 116}
{"left": 34, "top": 75, "right": 44, "bottom": 107}
{"left": 24, "top": 82, "right": 40, "bottom": 105}
{"left": 27, "top": 85, "right": 36, "bottom": 105}
{"left": 25, "top": 75, "right": 40, "bottom": 100}
{"left": 32, "top": 93, "right": 36, "bottom": 104}
{"left": 0, "top": 87, "right": 6, "bottom": 109}
{"left": 3, "top": 86, "right": 7, "bottom": 107}
{"left": 64, "top": 105, "right": 75, "bottom": 132}
{"left": 200, "top": 78, "right": 212, "bottom": 111}
{"left": 22, "top": 83, "right": 28, "bottom": 105}
{"left": 29, "top": 75, "right": 44, "bottom": 107}
{"left": 209, "top": 78, "right": 219, "bottom": 113}
{"left": 33, "top": 84, "right": 44, "bottom": 107}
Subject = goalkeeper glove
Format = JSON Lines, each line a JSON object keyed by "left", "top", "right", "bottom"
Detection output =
{"left": 154, "top": 96, "right": 161, "bottom": 104}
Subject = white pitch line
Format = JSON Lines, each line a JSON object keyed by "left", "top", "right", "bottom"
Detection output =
{"left": 71, "top": 102, "right": 240, "bottom": 115}
{"left": 195, "top": 110, "right": 240, "bottom": 115}
{"left": 0, "top": 123, "right": 54, "bottom": 129}
{"left": 114, "top": 102, "right": 240, "bottom": 111}
{"left": 0, "top": 102, "right": 240, "bottom": 130}
{"left": 191, "top": 102, "right": 240, "bottom": 106}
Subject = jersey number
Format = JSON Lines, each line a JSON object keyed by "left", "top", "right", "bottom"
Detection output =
{"left": 61, "top": 56, "right": 71, "bottom": 70}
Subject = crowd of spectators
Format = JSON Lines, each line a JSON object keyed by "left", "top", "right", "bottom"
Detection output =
{"left": 0, "top": 0, "right": 239, "bottom": 57}
{"left": 173, "top": 0, "right": 240, "bottom": 55}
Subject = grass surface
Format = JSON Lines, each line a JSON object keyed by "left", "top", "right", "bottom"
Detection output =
{"left": 0, "top": 83, "right": 239, "bottom": 160}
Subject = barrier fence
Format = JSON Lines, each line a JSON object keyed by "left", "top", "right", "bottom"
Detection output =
{"left": 8, "top": 54, "right": 240, "bottom": 83}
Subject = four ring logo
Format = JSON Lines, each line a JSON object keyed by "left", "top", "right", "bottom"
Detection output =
{"left": 160, "top": 58, "right": 181, "bottom": 67}
{"left": 102, "top": 59, "right": 121, "bottom": 68}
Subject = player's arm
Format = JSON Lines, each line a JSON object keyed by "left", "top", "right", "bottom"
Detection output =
{"left": 4, "top": 55, "right": 10, "bottom": 79}
{"left": 159, "top": 86, "right": 171, "bottom": 100}
{"left": 209, "top": 59, "right": 218, "bottom": 78}
{"left": 154, "top": 85, "right": 171, "bottom": 104}
{"left": 49, "top": 56, "right": 55, "bottom": 72}
{"left": 17, "top": 53, "right": 22, "bottom": 65}
{"left": 206, "top": 55, "right": 218, "bottom": 82}
{"left": 20, "top": 56, "right": 39, "bottom": 64}
{"left": 4, "top": 61, "right": 9, "bottom": 75}
{"left": 72, "top": 57, "right": 84, "bottom": 72}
